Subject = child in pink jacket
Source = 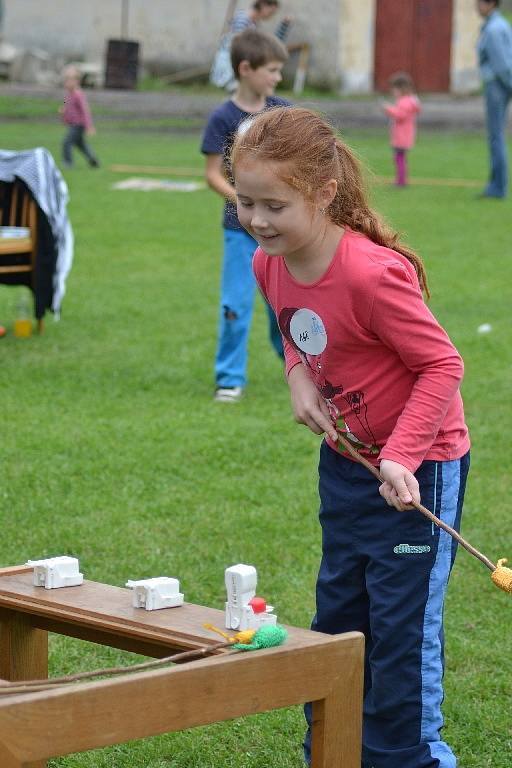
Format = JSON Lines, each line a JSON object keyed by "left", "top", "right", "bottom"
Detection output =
{"left": 382, "top": 72, "right": 421, "bottom": 186}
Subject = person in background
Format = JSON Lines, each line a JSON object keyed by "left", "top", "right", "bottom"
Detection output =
{"left": 381, "top": 71, "right": 421, "bottom": 187}
{"left": 231, "top": 0, "right": 291, "bottom": 38}
{"left": 201, "top": 29, "right": 289, "bottom": 402}
{"left": 476, "top": 0, "right": 512, "bottom": 198}
{"left": 59, "top": 66, "right": 100, "bottom": 169}
{"left": 210, "top": 0, "right": 291, "bottom": 91}
{"left": 232, "top": 106, "right": 470, "bottom": 768}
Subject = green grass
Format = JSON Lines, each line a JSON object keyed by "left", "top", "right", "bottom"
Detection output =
{"left": 0, "top": 92, "right": 63, "bottom": 118}
{"left": 0, "top": 93, "right": 116, "bottom": 120}
{"left": 0, "top": 93, "right": 207, "bottom": 132}
{"left": 137, "top": 75, "right": 344, "bottom": 100}
{"left": 0, "top": 116, "right": 511, "bottom": 767}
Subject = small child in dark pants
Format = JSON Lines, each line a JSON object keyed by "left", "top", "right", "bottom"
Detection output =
{"left": 382, "top": 72, "right": 421, "bottom": 187}
{"left": 60, "top": 66, "right": 99, "bottom": 169}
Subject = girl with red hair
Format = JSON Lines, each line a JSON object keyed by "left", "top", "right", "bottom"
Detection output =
{"left": 232, "top": 106, "right": 470, "bottom": 768}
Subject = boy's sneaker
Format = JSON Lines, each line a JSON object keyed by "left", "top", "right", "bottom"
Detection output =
{"left": 214, "top": 386, "right": 243, "bottom": 403}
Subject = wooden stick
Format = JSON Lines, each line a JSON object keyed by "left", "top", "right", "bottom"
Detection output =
{"left": 336, "top": 433, "right": 497, "bottom": 572}
{"left": 0, "top": 641, "right": 232, "bottom": 694}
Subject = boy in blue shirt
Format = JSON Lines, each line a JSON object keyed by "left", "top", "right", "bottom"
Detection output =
{"left": 201, "top": 29, "right": 289, "bottom": 402}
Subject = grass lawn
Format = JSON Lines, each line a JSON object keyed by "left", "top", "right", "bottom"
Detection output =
{"left": 0, "top": 112, "right": 511, "bottom": 767}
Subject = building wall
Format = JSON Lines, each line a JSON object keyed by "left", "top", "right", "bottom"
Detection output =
{"left": 451, "top": 0, "right": 481, "bottom": 92}
{"left": 3, "top": 1, "right": 236, "bottom": 66}
{"left": 339, "top": 0, "right": 376, "bottom": 93}
{"left": 3, "top": 0, "right": 481, "bottom": 92}
{"left": 339, "top": 0, "right": 481, "bottom": 93}
{"left": 3, "top": 0, "right": 342, "bottom": 88}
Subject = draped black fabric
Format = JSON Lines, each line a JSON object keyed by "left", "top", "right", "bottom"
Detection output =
{"left": 0, "top": 181, "right": 57, "bottom": 319}
{"left": 0, "top": 148, "right": 73, "bottom": 318}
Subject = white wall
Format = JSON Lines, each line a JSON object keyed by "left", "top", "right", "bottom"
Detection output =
{"left": 3, "top": 0, "right": 480, "bottom": 92}
{"left": 451, "top": 0, "right": 481, "bottom": 93}
{"left": 338, "top": 0, "right": 376, "bottom": 93}
{"left": 3, "top": 0, "right": 343, "bottom": 88}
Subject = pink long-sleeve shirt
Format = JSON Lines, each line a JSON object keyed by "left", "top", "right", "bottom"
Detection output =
{"left": 62, "top": 88, "right": 94, "bottom": 130}
{"left": 253, "top": 229, "right": 470, "bottom": 473}
{"left": 385, "top": 94, "right": 421, "bottom": 150}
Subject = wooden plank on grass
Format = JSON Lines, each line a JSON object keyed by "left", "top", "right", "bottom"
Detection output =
{"left": 110, "top": 164, "right": 204, "bottom": 176}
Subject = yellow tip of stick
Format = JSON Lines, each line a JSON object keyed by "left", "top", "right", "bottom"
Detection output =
{"left": 491, "top": 559, "right": 512, "bottom": 593}
{"left": 203, "top": 623, "right": 232, "bottom": 640}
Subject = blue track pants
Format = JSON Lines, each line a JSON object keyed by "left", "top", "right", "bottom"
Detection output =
{"left": 305, "top": 442, "right": 470, "bottom": 768}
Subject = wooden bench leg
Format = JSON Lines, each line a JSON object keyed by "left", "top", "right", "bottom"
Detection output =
{"left": 0, "top": 610, "right": 48, "bottom": 768}
{"left": 310, "top": 660, "right": 363, "bottom": 768}
{"left": 0, "top": 741, "right": 23, "bottom": 767}
{"left": 311, "top": 693, "right": 361, "bottom": 768}
{"left": 0, "top": 610, "right": 48, "bottom": 681}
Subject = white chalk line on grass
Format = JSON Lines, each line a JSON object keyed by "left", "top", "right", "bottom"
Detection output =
{"left": 110, "top": 164, "right": 204, "bottom": 176}
{"left": 112, "top": 177, "right": 205, "bottom": 192}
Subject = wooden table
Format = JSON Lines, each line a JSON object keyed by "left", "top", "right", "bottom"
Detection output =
{"left": 0, "top": 565, "right": 364, "bottom": 768}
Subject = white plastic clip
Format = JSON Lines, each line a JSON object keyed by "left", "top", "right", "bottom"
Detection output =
{"left": 126, "top": 577, "right": 184, "bottom": 611}
{"left": 26, "top": 556, "right": 84, "bottom": 590}
{"left": 224, "top": 564, "right": 277, "bottom": 630}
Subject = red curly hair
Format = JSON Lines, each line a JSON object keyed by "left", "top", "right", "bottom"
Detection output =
{"left": 231, "top": 106, "right": 429, "bottom": 297}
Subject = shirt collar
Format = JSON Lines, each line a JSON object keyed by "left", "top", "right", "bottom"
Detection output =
{"left": 482, "top": 8, "right": 500, "bottom": 28}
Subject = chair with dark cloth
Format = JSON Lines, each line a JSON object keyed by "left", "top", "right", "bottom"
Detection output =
{"left": 0, "top": 147, "right": 73, "bottom": 329}
{"left": 0, "top": 180, "right": 42, "bottom": 330}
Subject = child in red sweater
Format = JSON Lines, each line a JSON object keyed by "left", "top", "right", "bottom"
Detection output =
{"left": 232, "top": 106, "right": 469, "bottom": 768}
{"left": 60, "top": 66, "right": 99, "bottom": 169}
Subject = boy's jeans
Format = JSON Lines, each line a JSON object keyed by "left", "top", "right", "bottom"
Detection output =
{"left": 484, "top": 78, "right": 512, "bottom": 197}
{"left": 215, "top": 228, "right": 283, "bottom": 389}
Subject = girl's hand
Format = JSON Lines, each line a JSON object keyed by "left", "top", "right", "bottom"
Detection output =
{"left": 379, "top": 459, "right": 420, "bottom": 511}
{"left": 288, "top": 365, "right": 338, "bottom": 442}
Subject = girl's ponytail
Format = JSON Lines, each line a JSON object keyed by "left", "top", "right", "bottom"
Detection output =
{"left": 330, "top": 140, "right": 430, "bottom": 297}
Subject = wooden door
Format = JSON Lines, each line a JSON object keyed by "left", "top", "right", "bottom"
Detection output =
{"left": 374, "top": 0, "right": 453, "bottom": 92}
